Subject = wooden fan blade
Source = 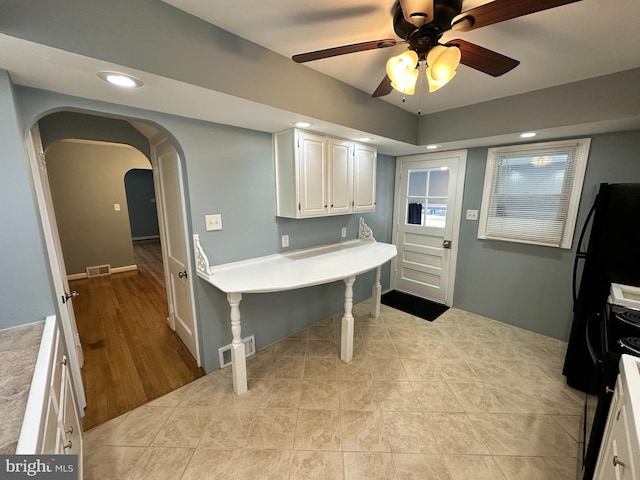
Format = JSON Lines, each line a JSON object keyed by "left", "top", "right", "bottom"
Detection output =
{"left": 372, "top": 75, "right": 393, "bottom": 97}
{"left": 447, "top": 39, "right": 520, "bottom": 77}
{"left": 293, "top": 39, "right": 399, "bottom": 63}
{"left": 451, "top": 0, "right": 582, "bottom": 32}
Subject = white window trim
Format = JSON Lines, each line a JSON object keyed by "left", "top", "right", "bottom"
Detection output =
{"left": 478, "top": 138, "right": 591, "bottom": 249}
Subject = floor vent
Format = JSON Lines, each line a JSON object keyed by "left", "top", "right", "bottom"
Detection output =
{"left": 86, "top": 264, "right": 111, "bottom": 278}
{"left": 218, "top": 335, "right": 256, "bottom": 368}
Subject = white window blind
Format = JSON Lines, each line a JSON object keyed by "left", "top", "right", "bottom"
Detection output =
{"left": 478, "top": 138, "right": 591, "bottom": 249}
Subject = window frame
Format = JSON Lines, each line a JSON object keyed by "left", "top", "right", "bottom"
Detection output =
{"left": 477, "top": 138, "right": 591, "bottom": 249}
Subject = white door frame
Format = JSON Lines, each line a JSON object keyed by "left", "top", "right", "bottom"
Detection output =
{"left": 391, "top": 150, "right": 467, "bottom": 307}
{"left": 150, "top": 133, "right": 202, "bottom": 367}
{"left": 25, "top": 124, "right": 87, "bottom": 413}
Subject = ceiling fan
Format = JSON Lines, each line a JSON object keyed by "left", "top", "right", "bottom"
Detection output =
{"left": 292, "top": 0, "right": 582, "bottom": 97}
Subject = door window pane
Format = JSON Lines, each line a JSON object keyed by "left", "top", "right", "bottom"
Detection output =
{"left": 405, "top": 167, "right": 449, "bottom": 228}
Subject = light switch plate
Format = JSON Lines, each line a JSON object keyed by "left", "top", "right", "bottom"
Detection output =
{"left": 466, "top": 209, "right": 479, "bottom": 221}
{"left": 205, "top": 214, "right": 222, "bottom": 231}
{"left": 114, "top": 203, "right": 120, "bottom": 211}
{"left": 281, "top": 234, "right": 289, "bottom": 248}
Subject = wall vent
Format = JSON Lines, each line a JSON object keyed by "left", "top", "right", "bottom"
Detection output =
{"left": 218, "top": 335, "right": 256, "bottom": 368}
{"left": 86, "top": 264, "right": 111, "bottom": 278}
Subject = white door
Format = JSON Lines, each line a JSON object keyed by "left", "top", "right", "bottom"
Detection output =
{"left": 25, "top": 125, "right": 87, "bottom": 413}
{"left": 392, "top": 150, "right": 467, "bottom": 305}
{"left": 152, "top": 138, "right": 201, "bottom": 364}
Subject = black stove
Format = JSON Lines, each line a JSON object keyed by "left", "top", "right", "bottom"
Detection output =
{"left": 580, "top": 300, "right": 640, "bottom": 479}
{"left": 618, "top": 336, "right": 640, "bottom": 355}
{"left": 606, "top": 303, "right": 640, "bottom": 354}
{"left": 614, "top": 309, "right": 640, "bottom": 329}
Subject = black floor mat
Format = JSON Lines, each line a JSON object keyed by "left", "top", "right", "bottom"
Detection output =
{"left": 381, "top": 290, "right": 449, "bottom": 322}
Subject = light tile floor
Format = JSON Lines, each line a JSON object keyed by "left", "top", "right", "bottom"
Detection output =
{"left": 84, "top": 300, "right": 585, "bottom": 479}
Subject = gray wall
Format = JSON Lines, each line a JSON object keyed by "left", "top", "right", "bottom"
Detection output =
{"left": 453, "top": 130, "right": 640, "bottom": 340}
{"left": 45, "top": 140, "right": 152, "bottom": 275}
{"left": 0, "top": 71, "right": 54, "bottom": 330}
{"left": 13, "top": 85, "right": 395, "bottom": 373}
{"left": 124, "top": 169, "right": 160, "bottom": 240}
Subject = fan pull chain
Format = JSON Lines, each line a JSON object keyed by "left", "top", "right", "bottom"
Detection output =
{"left": 417, "top": 60, "right": 424, "bottom": 115}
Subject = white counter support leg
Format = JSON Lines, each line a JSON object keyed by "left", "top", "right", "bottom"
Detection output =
{"left": 371, "top": 266, "right": 382, "bottom": 318}
{"left": 341, "top": 275, "right": 356, "bottom": 363}
{"left": 227, "top": 292, "right": 247, "bottom": 395}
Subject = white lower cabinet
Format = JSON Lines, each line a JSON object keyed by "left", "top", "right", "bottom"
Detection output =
{"left": 17, "top": 316, "right": 83, "bottom": 476}
{"left": 274, "top": 129, "right": 376, "bottom": 218}
{"left": 594, "top": 358, "right": 639, "bottom": 480}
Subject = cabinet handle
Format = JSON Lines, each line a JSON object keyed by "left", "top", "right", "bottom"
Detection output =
{"left": 613, "top": 455, "right": 626, "bottom": 468}
{"left": 605, "top": 386, "right": 615, "bottom": 394}
{"left": 63, "top": 440, "right": 72, "bottom": 450}
{"left": 65, "top": 425, "right": 74, "bottom": 435}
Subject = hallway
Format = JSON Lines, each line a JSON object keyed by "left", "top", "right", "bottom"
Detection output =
{"left": 71, "top": 239, "right": 204, "bottom": 430}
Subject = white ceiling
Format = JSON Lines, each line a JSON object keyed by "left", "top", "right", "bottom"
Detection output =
{"left": 162, "top": 0, "right": 640, "bottom": 115}
{"left": 1, "top": 1, "right": 639, "bottom": 155}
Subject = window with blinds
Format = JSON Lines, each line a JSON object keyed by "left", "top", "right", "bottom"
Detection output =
{"left": 478, "top": 138, "right": 591, "bottom": 249}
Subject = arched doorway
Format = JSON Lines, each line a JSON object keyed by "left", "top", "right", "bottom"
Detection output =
{"left": 30, "top": 111, "right": 204, "bottom": 430}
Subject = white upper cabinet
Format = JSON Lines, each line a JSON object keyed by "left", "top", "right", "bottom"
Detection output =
{"left": 274, "top": 129, "right": 376, "bottom": 219}
{"left": 353, "top": 143, "right": 377, "bottom": 212}
{"left": 328, "top": 138, "right": 353, "bottom": 215}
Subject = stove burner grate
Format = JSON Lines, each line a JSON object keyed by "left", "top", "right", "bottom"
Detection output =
{"left": 618, "top": 337, "right": 640, "bottom": 356}
{"left": 615, "top": 310, "right": 640, "bottom": 328}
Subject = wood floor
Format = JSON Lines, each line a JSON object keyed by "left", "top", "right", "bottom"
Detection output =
{"left": 70, "top": 239, "right": 204, "bottom": 430}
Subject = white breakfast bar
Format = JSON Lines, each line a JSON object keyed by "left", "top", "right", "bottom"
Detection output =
{"left": 194, "top": 219, "right": 397, "bottom": 395}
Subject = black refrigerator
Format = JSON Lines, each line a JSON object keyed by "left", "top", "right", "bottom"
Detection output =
{"left": 563, "top": 183, "right": 640, "bottom": 394}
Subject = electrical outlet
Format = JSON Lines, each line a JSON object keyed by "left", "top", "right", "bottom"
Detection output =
{"left": 281, "top": 234, "right": 289, "bottom": 248}
{"left": 114, "top": 203, "right": 120, "bottom": 211}
{"left": 341, "top": 227, "right": 347, "bottom": 238}
{"left": 466, "top": 209, "right": 479, "bottom": 221}
{"left": 205, "top": 214, "right": 223, "bottom": 231}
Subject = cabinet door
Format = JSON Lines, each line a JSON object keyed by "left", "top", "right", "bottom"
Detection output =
{"left": 298, "top": 132, "right": 328, "bottom": 217}
{"left": 41, "top": 395, "right": 63, "bottom": 454}
{"left": 328, "top": 139, "right": 353, "bottom": 215}
{"left": 61, "top": 372, "right": 83, "bottom": 472}
{"left": 353, "top": 143, "right": 377, "bottom": 212}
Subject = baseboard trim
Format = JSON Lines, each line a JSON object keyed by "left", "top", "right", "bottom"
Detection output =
{"left": 111, "top": 265, "right": 138, "bottom": 274}
{"left": 132, "top": 235, "right": 160, "bottom": 241}
{"left": 67, "top": 264, "right": 138, "bottom": 281}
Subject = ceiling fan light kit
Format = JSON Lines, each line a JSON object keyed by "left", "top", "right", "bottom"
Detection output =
{"left": 292, "top": 0, "right": 582, "bottom": 99}
{"left": 386, "top": 50, "right": 419, "bottom": 94}
{"left": 426, "top": 45, "right": 461, "bottom": 92}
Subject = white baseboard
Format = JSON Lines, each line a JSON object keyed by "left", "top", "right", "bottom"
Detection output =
{"left": 67, "top": 264, "right": 138, "bottom": 281}
{"left": 111, "top": 265, "right": 138, "bottom": 274}
{"left": 67, "top": 273, "right": 87, "bottom": 281}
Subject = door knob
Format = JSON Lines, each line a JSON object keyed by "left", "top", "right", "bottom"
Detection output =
{"left": 63, "top": 291, "right": 79, "bottom": 303}
{"left": 178, "top": 270, "right": 188, "bottom": 279}
{"left": 443, "top": 240, "right": 452, "bottom": 249}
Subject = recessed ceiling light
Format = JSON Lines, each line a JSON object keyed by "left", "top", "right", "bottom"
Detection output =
{"left": 426, "top": 144, "right": 441, "bottom": 150}
{"left": 97, "top": 71, "right": 143, "bottom": 88}
{"left": 357, "top": 137, "right": 374, "bottom": 142}
{"left": 520, "top": 132, "right": 537, "bottom": 138}
{"left": 293, "top": 121, "right": 312, "bottom": 128}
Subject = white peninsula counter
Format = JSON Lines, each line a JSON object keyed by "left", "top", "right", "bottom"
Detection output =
{"left": 194, "top": 219, "right": 397, "bottom": 395}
